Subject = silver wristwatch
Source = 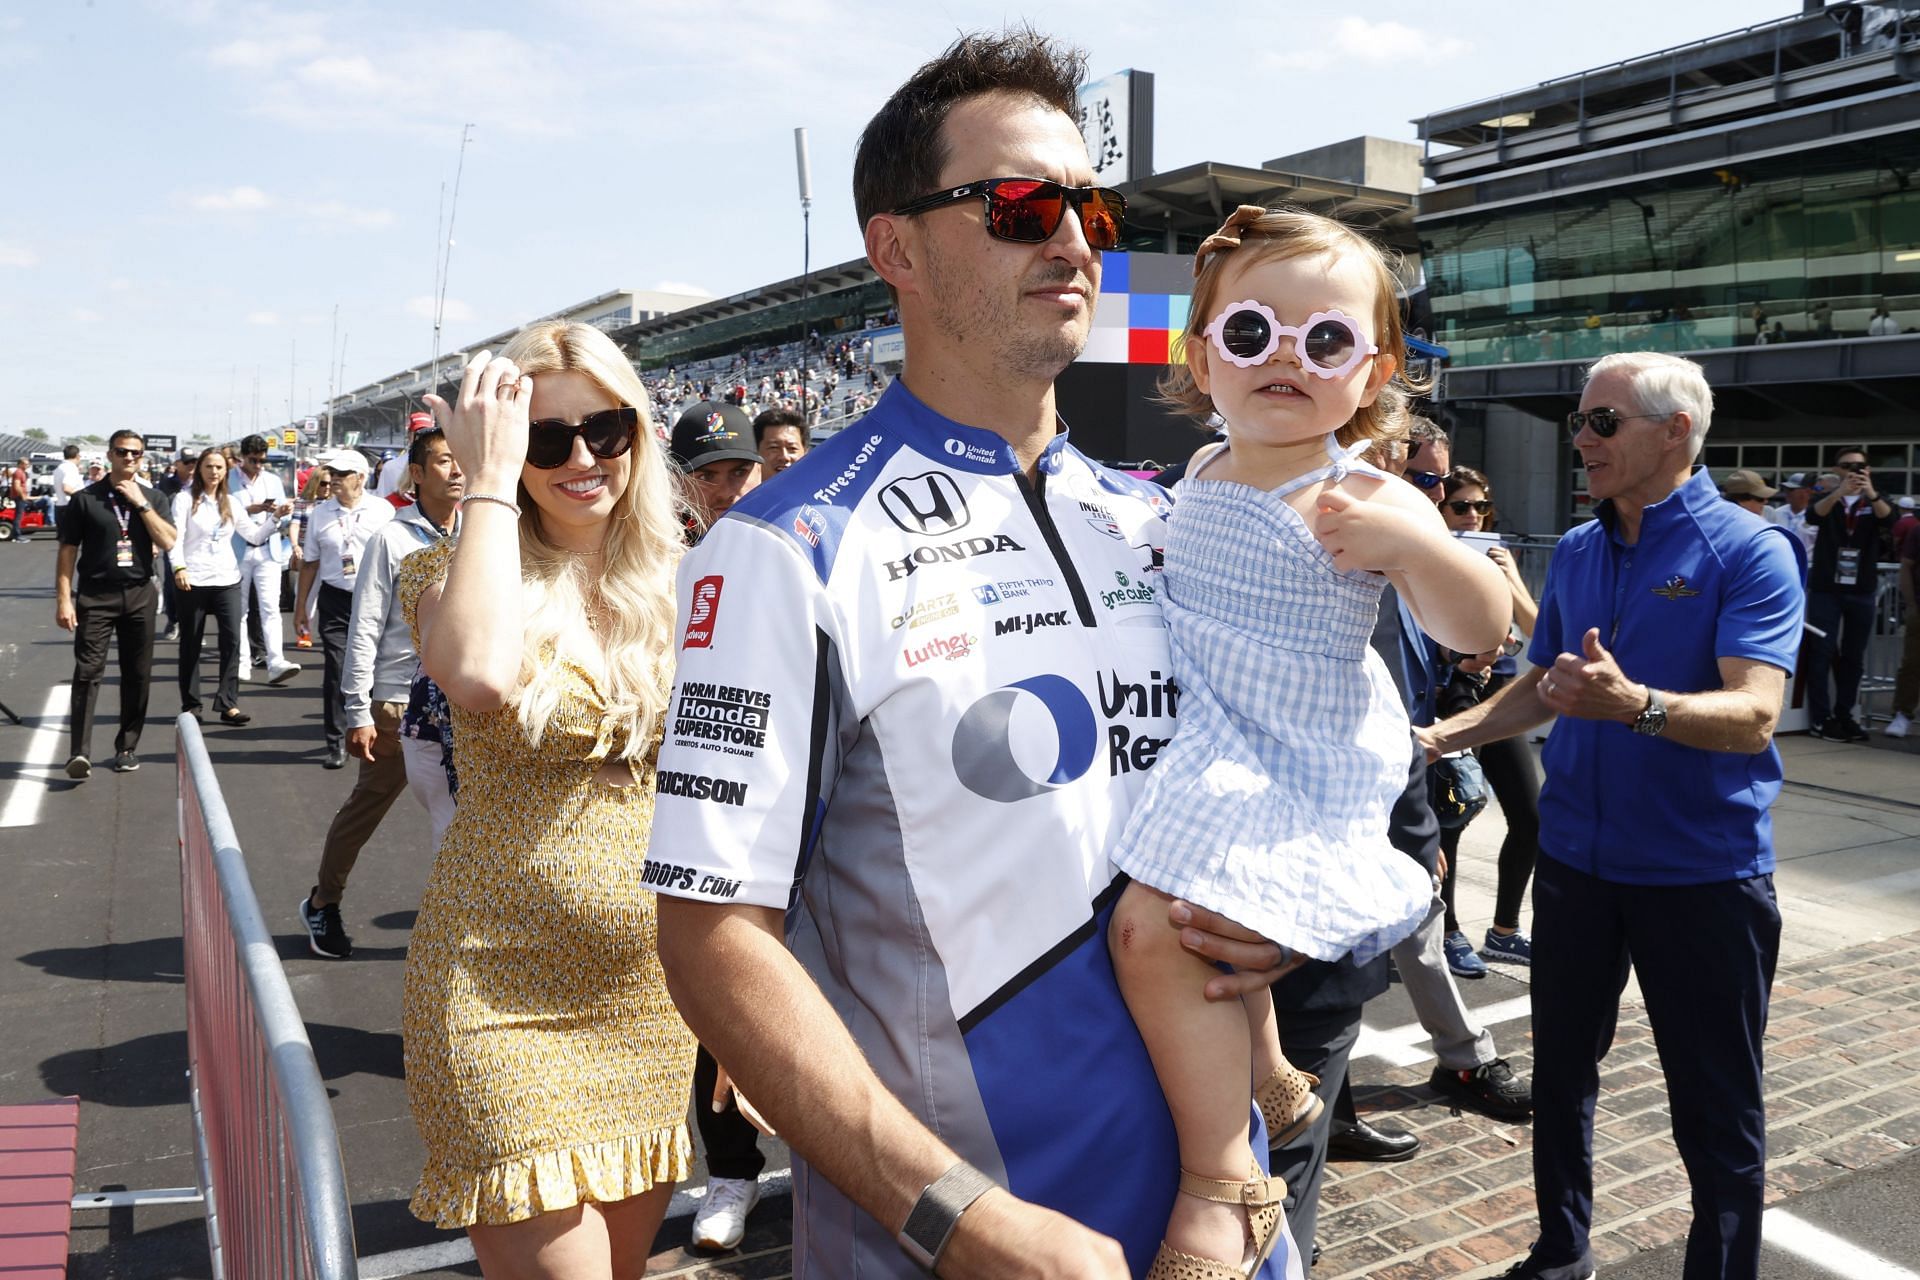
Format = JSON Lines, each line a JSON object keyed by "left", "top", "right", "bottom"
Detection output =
{"left": 897, "top": 1162, "right": 997, "bottom": 1273}
{"left": 1632, "top": 685, "right": 1668, "bottom": 737}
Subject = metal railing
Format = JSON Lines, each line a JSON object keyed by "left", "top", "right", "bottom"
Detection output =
{"left": 177, "top": 715, "right": 358, "bottom": 1279}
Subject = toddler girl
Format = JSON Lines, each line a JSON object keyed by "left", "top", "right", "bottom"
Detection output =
{"left": 1109, "top": 206, "right": 1509, "bottom": 1279}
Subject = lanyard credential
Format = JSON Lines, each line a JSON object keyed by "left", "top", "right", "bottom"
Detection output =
{"left": 111, "top": 493, "right": 136, "bottom": 569}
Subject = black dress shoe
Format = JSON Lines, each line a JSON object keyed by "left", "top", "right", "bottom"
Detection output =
{"left": 1326, "top": 1117, "right": 1421, "bottom": 1162}
{"left": 323, "top": 745, "right": 347, "bottom": 769}
{"left": 219, "top": 708, "right": 252, "bottom": 726}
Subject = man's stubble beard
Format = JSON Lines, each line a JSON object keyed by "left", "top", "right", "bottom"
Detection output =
{"left": 922, "top": 238, "right": 1091, "bottom": 385}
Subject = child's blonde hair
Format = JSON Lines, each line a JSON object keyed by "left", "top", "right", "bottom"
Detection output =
{"left": 1158, "top": 204, "right": 1427, "bottom": 448}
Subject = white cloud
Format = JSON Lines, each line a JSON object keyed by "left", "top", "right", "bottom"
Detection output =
{"left": 247, "top": 310, "right": 278, "bottom": 326}
{"left": 189, "top": 185, "right": 273, "bottom": 213}
{"left": 71, "top": 308, "right": 101, "bottom": 325}
{"left": 1262, "top": 18, "right": 1469, "bottom": 70}
{"left": 407, "top": 296, "right": 473, "bottom": 324}
{"left": 0, "top": 241, "right": 37, "bottom": 268}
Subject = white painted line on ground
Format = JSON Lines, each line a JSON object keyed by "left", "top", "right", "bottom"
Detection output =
{"left": 354, "top": 1168, "right": 794, "bottom": 1279}
{"left": 1765, "top": 1207, "right": 1920, "bottom": 1279}
{"left": 1353, "top": 993, "right": 1533, "bottom": 1067}
{"left": 0, "top": 683, "right": 70, "bottom": 828}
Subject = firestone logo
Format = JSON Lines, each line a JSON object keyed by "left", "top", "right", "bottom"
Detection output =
{"left": 684, "top": 576, "right": 722, "bottom": 648}
{"left": 812, "top": 434, "right": 885, "bottom": 504}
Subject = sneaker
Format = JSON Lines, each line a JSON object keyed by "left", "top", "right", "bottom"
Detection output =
{"left": 1443, "top": 930, "right": 1487, "bottom": 979}
{"left": 692, "top": 1176, "right": 761, "bottom": 1251}
{"left": 1482, "top": 929, "right": 1533, "bottom": 966}
{"left": 161, "top": 625, "right": 180, "bottom": 643}
{"left": 111, "top": 751, "right": 139, "bottom": 773}
{"left": 1811, "top": 717, "right": 1851, "bottom": 741}
{"left": 1887, "top": 712, "right": 1912, "bottom": 739}
{"left": 64, "top": 754, "right": 91, "bottom": 780}
{"left": 1839, "top": 715, "right": 1870, "bottom": 743}
{"left": 267, "top": 660, "right": 302, "bottom": 686}
{"left": 1430, "top": 1058, "right": 1533, "bottom": 1121}
{"left": 236, "top": 666, "right": 252, "bottom": 683}
{"left": 1498, "top": 1251, "right": 1596, "bottom": 1279}
{"left": 299, "top": 890, "right": 353, "bottom": 959}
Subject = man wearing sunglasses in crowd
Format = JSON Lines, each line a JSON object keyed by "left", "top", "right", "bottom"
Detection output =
{"left": 295, "top": 449, "right": 393, "bottom": 769}
{"left": 1804, "top": 445, "right": 1892, "bottom": 743}
{"left": 646, "top": 30, "right": 1299, "bottom": 1280}
{"left": 53, "top": 429, "right": 176, "bottom": 778}
{"left": 1422, "top": 353, "right": 1802, "bottom": 1280}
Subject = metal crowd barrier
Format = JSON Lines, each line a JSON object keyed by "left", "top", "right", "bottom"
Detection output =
{"left": 176, "top": 714, "right": 358, "bottom": 1279}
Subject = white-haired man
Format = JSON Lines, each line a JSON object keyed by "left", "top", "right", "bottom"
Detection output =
{"left": 1423, "top": 353, "right": 1804, "bottom": 1280}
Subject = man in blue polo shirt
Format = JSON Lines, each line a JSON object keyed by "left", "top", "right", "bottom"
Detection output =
{"left": 1423, "top": 352, "right": 1803, "bottom": 1280}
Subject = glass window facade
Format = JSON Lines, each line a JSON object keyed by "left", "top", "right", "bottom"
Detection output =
{"left": 1565, "top": 439, "right": 1920, "bottom": 520}
{"left": 1420, "top": 135, "right": 1920, "bottom": 366}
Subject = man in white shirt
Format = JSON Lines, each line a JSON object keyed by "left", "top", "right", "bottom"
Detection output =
{"left": 1775, "top": 473, "right": 1818, "bottom": 558}
{"left": 228, "top": 434, "right": 300, "bottom": 685}
{"left": 295, "top": 449, "right": 393, "bottom": 769}
{"left": 50, "top": 445, "right": 84, "bottom": 515}
{"left": 299, "top": 428, "right": 461, "bottom": 958}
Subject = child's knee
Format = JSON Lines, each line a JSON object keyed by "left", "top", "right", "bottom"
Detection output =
{"left": 1109, "top": 882, "right": 1182, "bottom": 973}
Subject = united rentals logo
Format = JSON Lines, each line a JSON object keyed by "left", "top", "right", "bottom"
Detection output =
{"left": 882, "top": 535, "right": 1025, "bottom": 582}
{"left": 1651, "top": 575, "right": 1701, "bottom": 600}
{"left": 684, "top": 576, "right": 723, "bottom": 647}
{"left": 879, "top": 472, "right": 970, "bottom": 536}
{"left": 952, "top": 668, "right": 1179, "bottom": 803}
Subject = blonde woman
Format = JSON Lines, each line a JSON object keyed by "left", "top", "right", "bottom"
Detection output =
{"left": 399, "top": 322, "right": 696, "bottom": 1277}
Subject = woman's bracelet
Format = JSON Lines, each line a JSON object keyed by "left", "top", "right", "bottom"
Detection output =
{"left": 461, "top": 492, "right": 521, "bottom": 517}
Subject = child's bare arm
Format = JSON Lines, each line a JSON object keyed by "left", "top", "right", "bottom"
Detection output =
{"left": 1312, "top": 477, "right": 1508, "bottom": 655}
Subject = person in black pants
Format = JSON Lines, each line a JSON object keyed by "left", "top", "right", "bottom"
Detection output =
{"left": 53, "top": 429, "right": 176, "bottom": 777}
{"left": 294, "top": 450, "right": 393, "bottom": 768}
{"left": 1434, "top": 467, "right": 1542, "bottom": 975}
{"left": 1805, "top": 444, "right": 1891, "bottom": 741}
{"left": 169, "top": 449, "right": 258, "bottom": 725}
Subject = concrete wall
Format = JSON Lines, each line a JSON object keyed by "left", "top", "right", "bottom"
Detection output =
{"left": 1264, "top": 136, "right": 1424, "bottom": 195}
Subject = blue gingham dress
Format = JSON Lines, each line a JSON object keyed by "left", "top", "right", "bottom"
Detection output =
{"left": 1112, "top": 434, "right": 1432, "bottom": 964}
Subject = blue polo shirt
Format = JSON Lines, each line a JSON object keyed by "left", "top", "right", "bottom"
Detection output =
{"left": 1529, "top": 467, "right": 1804, "bottom": 885}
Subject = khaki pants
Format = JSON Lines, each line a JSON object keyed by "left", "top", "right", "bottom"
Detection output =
{"left": 313, "top": 701, "right": 409, "bottom": 906}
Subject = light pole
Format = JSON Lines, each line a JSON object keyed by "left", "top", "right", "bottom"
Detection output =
{"left": 795, "top": 126, "right": 812, "bottom": 422}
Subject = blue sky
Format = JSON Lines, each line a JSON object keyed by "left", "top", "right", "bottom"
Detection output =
{"left": 2, "top": 0, "right": 1781, "bottom": 442}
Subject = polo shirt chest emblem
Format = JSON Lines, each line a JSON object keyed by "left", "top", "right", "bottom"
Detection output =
{"left": 1651, "top": 575, "right": 1701, "bottom": 600}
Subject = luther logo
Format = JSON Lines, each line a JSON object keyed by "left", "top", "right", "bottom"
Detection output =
{"left": 879, "top": 472, "right": 970, "bottom": 536}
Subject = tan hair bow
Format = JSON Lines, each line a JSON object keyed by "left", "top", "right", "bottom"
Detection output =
{"left": 1193, "top": 204, "right": 1270, "bottom": 277}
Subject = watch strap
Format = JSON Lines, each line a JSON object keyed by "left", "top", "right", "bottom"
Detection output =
{"left": 897, "top": 1161, "right": 997, "bottom": 1273}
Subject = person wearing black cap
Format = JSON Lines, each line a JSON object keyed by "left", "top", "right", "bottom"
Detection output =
{"left": 671, "top": 400, "right": 762, "bottom": 529}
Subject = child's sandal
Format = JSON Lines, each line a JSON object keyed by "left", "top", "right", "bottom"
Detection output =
{"left": 1255, "top": 1063, "right": 1324, "bottom": 1149}
{"left": 1144, "top": 1165, "right": 1289, "bottom": 1280}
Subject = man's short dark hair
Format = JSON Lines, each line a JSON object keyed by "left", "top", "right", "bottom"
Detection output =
{"left": 851, "top": 29, "right": 1088, "bottom": 232}
{"left": 107, "top": 429, "right": 144, "bottom": 451}
{"left": 752, "top": 408, "right": 810, "bottom": 448}
{"left": 240, "top": 434, "right": 269, "bottom": 456}
{"left": 63, "top": 444, "right": 80, "bottom": 459}
{"left": 407, "top": 426, "right": 446, "bottom": 468}
{"left": 1833, "top": 444, "right": 1868, "bottom": 462}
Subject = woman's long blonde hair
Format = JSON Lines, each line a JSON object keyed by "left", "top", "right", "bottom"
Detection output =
{"left": 496, "top": 322, "right": 684, "bottom": 759}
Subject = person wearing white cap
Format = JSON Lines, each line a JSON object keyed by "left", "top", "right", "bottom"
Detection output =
{"left": 1775, "top": 472, "right": 1817, "bottom": 557}
{"left": 295, "top": 449, "right": 394, "bottom": 767}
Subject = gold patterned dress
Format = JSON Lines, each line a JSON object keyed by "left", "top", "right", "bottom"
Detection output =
{"left": 396, "top": 540, "right": 696, "bottom": 1228}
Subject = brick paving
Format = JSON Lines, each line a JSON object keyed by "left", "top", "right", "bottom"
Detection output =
{"left": 646, "top": 928, "right": 1920, "bottom": 1277}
